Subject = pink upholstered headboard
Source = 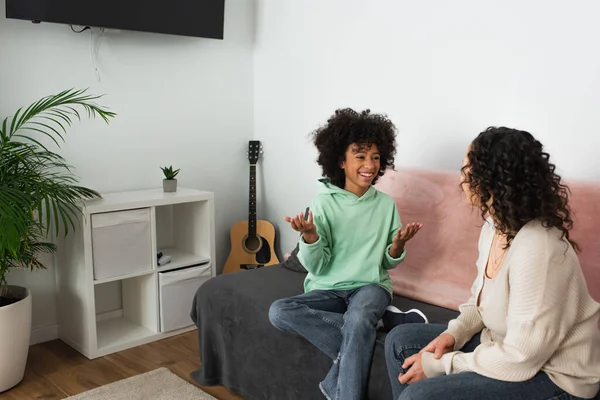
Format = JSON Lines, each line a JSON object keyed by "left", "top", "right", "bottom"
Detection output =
{"left": 375, "top": 168, "right": 600, "bottom": 311}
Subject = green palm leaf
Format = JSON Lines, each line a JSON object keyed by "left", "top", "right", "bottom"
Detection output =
{"left": 0, "top": 88, "right": 115, "bottom": 287}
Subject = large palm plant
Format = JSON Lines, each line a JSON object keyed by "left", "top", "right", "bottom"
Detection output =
{"left": 0, "top": 89, "right": 115, "bottom": 303}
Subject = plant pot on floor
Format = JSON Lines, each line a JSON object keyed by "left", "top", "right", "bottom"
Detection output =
{"left": 163, "top": 179, "right": 177, "bottom": 193}
{"left": 0, "top": 285, "right": 32, "bottom": 392}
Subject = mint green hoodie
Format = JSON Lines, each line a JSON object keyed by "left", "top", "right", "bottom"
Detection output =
{"left": 297, "top": 179, "right": 405, "bottom": 295}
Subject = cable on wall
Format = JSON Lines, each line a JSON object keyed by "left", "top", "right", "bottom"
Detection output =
{"left": 69, "top": 25, "right": 105, "bottom": 83}
{"left": 89, "top": 27, "right": 105, "bottom": 83}
{"left": 70, "top": 25, "right": 90, "bottom": 33}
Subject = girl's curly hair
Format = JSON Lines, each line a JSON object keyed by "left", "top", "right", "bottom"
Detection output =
{"left": 462, "top": 126, "right": 578, "bottom": 251}
{"left": 311, "top": 108, "right": 397, "bottom": 188}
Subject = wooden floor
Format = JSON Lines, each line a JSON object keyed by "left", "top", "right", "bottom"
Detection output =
{"left": 0, "top": 331, "right": 243, "bottom": 400}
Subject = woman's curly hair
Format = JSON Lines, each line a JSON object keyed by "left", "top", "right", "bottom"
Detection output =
{"left": 311, "top": 108, "right": 397, "bottom": 188}
{"left": 462, "top": 126, "right": 578, "bottom": 250}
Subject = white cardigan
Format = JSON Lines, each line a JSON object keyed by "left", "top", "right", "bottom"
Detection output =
{"left": 421, "top": 219, "right": 600, "bottom": 399}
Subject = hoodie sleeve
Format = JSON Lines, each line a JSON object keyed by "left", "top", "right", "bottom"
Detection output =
{"left": 297, "top": 197, "right": 332, "bottom": 275}
{"left": 382, "top": 202, "right": 406, "bottom": 270}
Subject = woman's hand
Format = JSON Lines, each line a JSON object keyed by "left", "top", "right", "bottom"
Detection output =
{"left": 398, "top": 333, "right": 454, "bottom": 385}
{"left": 421, "top": 332, "right": 456, "bottom": 359}
{"left": 284, "top": 210, "right": 318, "bottom": 243}
{"left": 399, "top": 352, "right": 426, "bottom": 384}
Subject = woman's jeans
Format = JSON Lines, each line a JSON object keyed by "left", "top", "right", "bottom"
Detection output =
{"left": 269, "top": 283, "right": 390, "bottom": 400}
{"left": 385, "top": 323, "right": 592, "bottom": 400}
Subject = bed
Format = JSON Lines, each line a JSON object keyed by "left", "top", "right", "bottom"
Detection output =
{"left": 189, "top": 246, "right": 458, "bottom": 400}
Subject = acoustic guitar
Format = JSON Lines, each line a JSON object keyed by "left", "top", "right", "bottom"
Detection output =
{"left": 222, "top": 140, "right": 280, "bottom": 274}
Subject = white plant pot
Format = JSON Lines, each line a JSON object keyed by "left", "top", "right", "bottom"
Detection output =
{"left": 0, "top": 285, "right": 31, "bottom": 392}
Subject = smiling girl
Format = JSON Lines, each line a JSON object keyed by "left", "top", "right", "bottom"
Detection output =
{"left": 269, "top": 108, "right": 425, "bottom": 400}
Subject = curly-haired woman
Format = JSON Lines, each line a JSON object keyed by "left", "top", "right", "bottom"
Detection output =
{"left": 268, "top": 108, "right": 425, "bottom": 400}
{"left": 385, "top": 127, "right": 600, "bottom": 400}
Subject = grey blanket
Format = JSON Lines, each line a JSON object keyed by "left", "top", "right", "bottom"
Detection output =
{"left": 190, "top": 258, "right": 458, "bottom": 399}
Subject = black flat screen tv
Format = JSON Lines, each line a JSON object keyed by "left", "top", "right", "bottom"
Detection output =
{"left": 5, "top": 0, "right": 225, "bottom": 39}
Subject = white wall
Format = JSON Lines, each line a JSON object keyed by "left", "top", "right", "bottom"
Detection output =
{"left": 254, "top": 0, "right": 600, "bottom": 256}
{"left": 4, "top": 0, "right": 600, "bottom": 344}
{"left": 0, "top": 0, "right": 255, "bottom": 343}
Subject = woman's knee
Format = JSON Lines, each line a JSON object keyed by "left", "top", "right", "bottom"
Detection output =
{"left": 385, "top": 325, "right": 408, "bottom": 363}
{"left": 385, "top": 323, "right": 426, "bottom": 347}
{"left": 397, "top": 381, "right": 432, "bottom": 400}
{"left": 384, "top": 324, "right": 433, "bottom": 366}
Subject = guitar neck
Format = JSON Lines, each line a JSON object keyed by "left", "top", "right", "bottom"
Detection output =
{"left": 248, "top": 164, "right": 257, "bottom": 237}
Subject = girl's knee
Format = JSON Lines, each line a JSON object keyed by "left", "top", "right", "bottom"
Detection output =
{"left": 268, "top": 299, "right": 291, "bottom": 329}
{"left": 359, "top": 283, "right": 389, "bottom": 302}
{"left": 344, "top": 306, "right": 381, "bottom": 329}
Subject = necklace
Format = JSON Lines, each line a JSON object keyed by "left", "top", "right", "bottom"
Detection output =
{"left": 489, "top": 234, "right": 508, "bottom": 272}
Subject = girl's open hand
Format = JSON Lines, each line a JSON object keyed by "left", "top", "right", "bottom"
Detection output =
{"left": 284, "top": 210, "right": 315, "bottom": 234}
{"left": 393, "top": 222, "right": 423, "bottom": 245}
{"left": 389, "top": 222, "right": 423, "bottom": 258}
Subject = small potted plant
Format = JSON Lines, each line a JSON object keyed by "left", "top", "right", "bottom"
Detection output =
{"left": 161, "top": 165, "right": 180, "bottom": 193}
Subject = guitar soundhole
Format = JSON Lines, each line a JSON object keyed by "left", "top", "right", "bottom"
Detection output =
{"left": 244, "top": 235, "right": 261, "bottom": 252}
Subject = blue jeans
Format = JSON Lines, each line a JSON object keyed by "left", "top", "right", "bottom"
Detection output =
{"left": 385, "top": 323, "right": 592, "bottom": 400}
{"left": 269, "top": 283, "right": 390, "bottom": 400}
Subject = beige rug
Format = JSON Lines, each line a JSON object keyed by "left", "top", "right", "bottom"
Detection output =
{"left": 65, "top": 367, "right": 218, "bottom": 400}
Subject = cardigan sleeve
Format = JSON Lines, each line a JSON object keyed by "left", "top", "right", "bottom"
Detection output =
{"left": 440, "top": 223, "right": 488, "bottom": 350}
{"left": 422, "top": 231, "right": 575, "bottom": 381}
{"left": 442, "top": 277, "right": 485, "bottom": 350}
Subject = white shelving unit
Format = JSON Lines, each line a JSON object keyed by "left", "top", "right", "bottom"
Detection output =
{"left": 54, "top": 187, "right": 215, "bottom": 359}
